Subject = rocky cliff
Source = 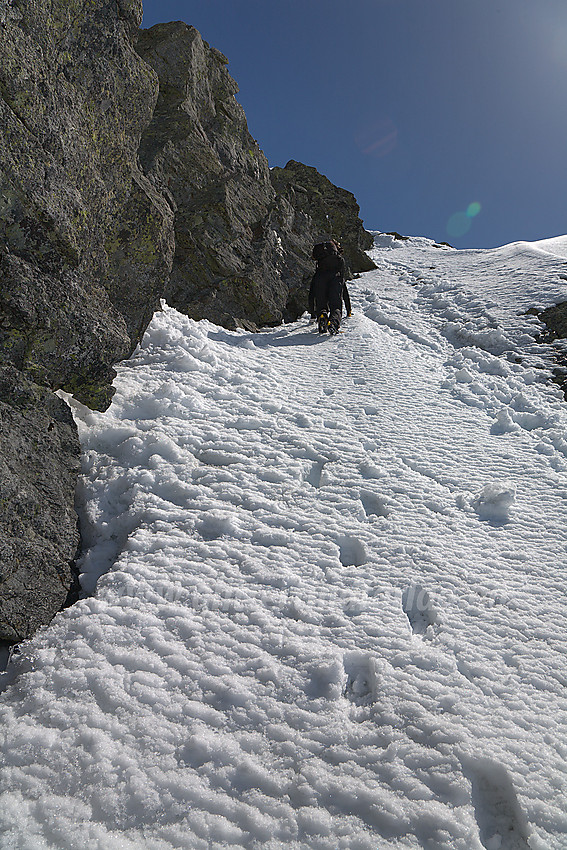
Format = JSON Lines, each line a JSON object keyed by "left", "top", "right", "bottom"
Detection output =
{"left": 135, "top": 22, "right": 374, "bottom": 330}
{"left": 0, "top": 4, "right": 375, "bottom": 642}
{"left": 0, "top": 0, "right": 174, "bottom": 642}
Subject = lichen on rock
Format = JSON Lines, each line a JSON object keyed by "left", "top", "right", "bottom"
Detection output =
{"left": 0, "top": 0, "right": 174, "bottom": 404}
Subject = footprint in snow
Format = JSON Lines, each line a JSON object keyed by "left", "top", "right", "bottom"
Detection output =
{"left": 360, "top": 488, "right": 390, "bottom": 519}
{"left": 343, "top": 651, "right": 378, "bottom": 704}
{"left": 305, "top": 657, "right": 344, "bottom": 700}
{"left": 402, "top": 584, "right": 437, "bottom": 636}
{"left": 338, "top": 535, "right": 367, "bottom": 567}
{"left": 463, "top": 757, "right": 531, "bottom": 850}
{"left": 306, "top": 460, "right": 325, "bottom": 488}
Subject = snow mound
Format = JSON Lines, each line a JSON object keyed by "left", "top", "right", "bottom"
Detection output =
{"left": 471, "top": 480, "right": 516, "bottom": 523}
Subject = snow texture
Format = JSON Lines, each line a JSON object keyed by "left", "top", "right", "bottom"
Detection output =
{"left": 1, "top": 235, "right": 567, "bottom": 849}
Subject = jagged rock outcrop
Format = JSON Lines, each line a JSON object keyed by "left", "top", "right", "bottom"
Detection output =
{"left": 0, "top": 0, "right": 174, "bottom": 641}
{"left": 136, "top": 22, "right": 284, "bottom": 330}
{"left": 267, "top": 160, "right": 376, "bottom": 318}
{"left": 538, "top": 302, "right": 567, "bottom": 341}
{"left": 136, "top": 22, "right": 375, "bottom": 330}
{"left": 0, "top": 8, "right": 375, "bottom": 642}
{"left": 270, "top": 160, "right": 376, "bottom": 276}
{"left": 0, "top": 0, "right": 174, "bottom": 407}
{"left": 0, "top": 367, "right": 80, "bottom": 642}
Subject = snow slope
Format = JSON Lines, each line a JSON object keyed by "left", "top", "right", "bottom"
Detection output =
{"left": 1, "top": 236, "right": 567, "bottom": 850}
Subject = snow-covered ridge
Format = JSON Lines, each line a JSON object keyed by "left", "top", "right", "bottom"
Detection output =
{"left": 371, "top": 231, "right": 567, "bottom": 368}
{"left": 1, "top": 238, "right": 566, "bottom": 849}
{"left": 529, "top": 234, "right": 567, "bottom": 259}
{"left": 374, "top": 229, "right": 567, "bottom": 261}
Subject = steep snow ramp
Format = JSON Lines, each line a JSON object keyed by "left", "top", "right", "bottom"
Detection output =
{"left": 1, "top": 239, "right": 567, "bottom": 849}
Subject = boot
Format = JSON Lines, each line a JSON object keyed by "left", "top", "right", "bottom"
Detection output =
{"left": 328, "top": 312, "right": 340, "bottom": 335}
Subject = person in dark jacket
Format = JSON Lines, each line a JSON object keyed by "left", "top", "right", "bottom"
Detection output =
{"left": 309, "top": 278, "right": 351, "bottom": 324}
{"left": 308, "top": 240, "right": 349, "bottom": 334}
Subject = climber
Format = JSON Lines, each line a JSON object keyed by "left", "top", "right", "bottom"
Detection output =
{"left": 308, "top": 240, "right": 349, "bottom": 334}
{"left": 308, "top": 284, "right": 351, "bottom": 326}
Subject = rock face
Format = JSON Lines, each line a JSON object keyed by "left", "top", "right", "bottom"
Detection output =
{"left": 136, "top": 22, "right": 283, "bottom": 330}
{"left": 270, "top": 160, "right": 376, "bottom": 278}
{"left": 538, "top": 302, "right": 567, "bottom": 341}
{"left": 268, "top": 160, "right": 376, "bottom": 318}
{"left": 136, "top": 22, "right": 375, "bottom": 330}
{"left": 0, "top": 0, "right": 174, "bottom": 640}
{"left": 0, "top": 368, "right": 80, "bottom": 642}
{"left": 0, "top": 8, "right": 375, "bottom": 641}
{"left": 0, "top": 0, "right": 174, "bottom": 408}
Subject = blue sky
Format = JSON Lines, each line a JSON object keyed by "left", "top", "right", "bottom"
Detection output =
{"left": 141, "top": 0, "right": 567, "bottom": 249}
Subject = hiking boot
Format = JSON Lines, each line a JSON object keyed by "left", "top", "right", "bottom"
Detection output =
{"left": 318, "top": 312, "right": 329, "bottom": 334}
{"left": 328, "top": 318, "right": 340, "bottom": 335}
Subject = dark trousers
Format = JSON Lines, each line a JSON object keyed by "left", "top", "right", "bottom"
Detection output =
{"left": 313, "top": 275, "right": 343, "bottom": 327}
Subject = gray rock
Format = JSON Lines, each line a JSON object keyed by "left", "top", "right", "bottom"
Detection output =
{"left": 270, "top": 159, "right": 376, "bottom": 277}
{"left": 0, "top": 251, "right": 129, "bottom": 411}
{"left": 136, "top": 22, "right": 285, "bottom": 329}
{"left": 136, "top": 23, "right": 375, "bottom": 330}
{"left": 537, "top": 301, "right": 567, "bottom": 341}
{"left": 0, "top": 0, "right": 174, "bottom": 406}
{"left": 0, "top": 368, "right": 80, "bottom": 642}
{"left": 0, "top": 0, "right": 173, "bottom": 641}
{"left": 534, "top": 301, "right": 567, "bottom": 398}
{"left": 267, "top": 160, "right": 377, "bottom": 317}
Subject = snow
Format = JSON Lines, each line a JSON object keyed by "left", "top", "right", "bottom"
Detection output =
{"left": 1, "top": 234, "right": 567, "bottom": 849}
{"left": 530, "top": 235, "right": 567, "bottom": 260}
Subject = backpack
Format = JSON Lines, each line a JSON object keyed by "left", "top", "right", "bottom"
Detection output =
{"left": 312, "top": 241, "right": 337, "bottom": 261}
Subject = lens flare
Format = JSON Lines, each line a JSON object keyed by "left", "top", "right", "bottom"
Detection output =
{"left": 447, "top": 201, "right": 482, "bottom": 239}
{"left": 447, "top": 212, "right": 471, "bottom": 238}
